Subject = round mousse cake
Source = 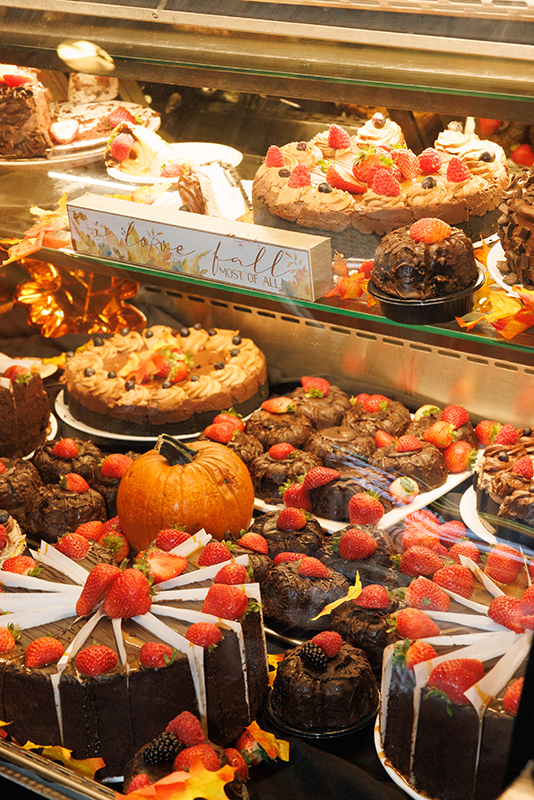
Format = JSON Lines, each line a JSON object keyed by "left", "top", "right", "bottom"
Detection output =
{"left": 61, "top": 324, "right": 268, "bottom": 436}
{"left": 252, "top": 117, "right": 508, "bottom": 257}
{"left": 371, "top": 219, "right": 479, "bottom": 300}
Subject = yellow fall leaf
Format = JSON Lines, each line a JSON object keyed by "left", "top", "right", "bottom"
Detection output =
{"left": 247, "top": 721, "right": 289, "bottom": 762}
{"left": 312, "top": 573, "right": 362, "bottom": 620}
{"left": 22, "top": 741, "right": 105, "bottom": 779}
{"left": 119, "top": 756, "right": 236, "bottom": 800}
{"left": 267, "top": 653, "right": 284, "bottom": 687}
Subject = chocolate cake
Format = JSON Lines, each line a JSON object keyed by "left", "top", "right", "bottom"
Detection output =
{"left": 245, "top": 408, "right": 313, "bottom": 449}
{"left": 31, "top": 437, "right": 103, "bottom": 484}
{"left": 308, "top": 466, "right": 395, "bottom": 522}
{"left": 370, "top": 223, "right": 479, "bottom": 300}
{"left": 343, "top": 398, "right": 411, "bottom": 438}
{"left": 61, "top": 325, "right": 268, "bottom": 436}
{"left": 0, "top": 371, "right": 50, "bottom": 459}
{"left": 26, "top": 483, "right": 107, "bottom": 543}
{"left": 498, "top": 165, "right": 534, "bottom": 287}
{"left": 330, "top": 596, "right": 403, "bottom": 673}
{"left": 0, "top": 509, "right": 26, "bottom": 565}
{"left": 405, "top": 408, "right": 477, "bottom": 447}
{"left": 304, "top": 425, "right": 376, "bottom": 466}
{"left": 370, "top": 439, "right": 448, "bottom": 490}
{"left": 0, "top": 540, "right": 268, "bottom": 778}
{"left": 261, "top": 560, "right": 349, "bottom": 633}
{"left": 249, "top": 449, "right": 321, "bottom": 502}
{"left": 317, "top": 524, "right": 400, "bottom": 586}
{"left": 246, "top": 509, "right": 326, "bottom": 559}
{"left": 205, "top": 430, "right": 264, "bottom": 467}
{"left": 0, "top": 458, "right": 43, "bottom": 527}
{"left": 0, "top": 69, "right": 53, "bottom": 158}
{"left": 270, "top": 640, "right": 378, "bottom": 732}
{"left": 288, "top": 385, "right": 352, "bottom": 430}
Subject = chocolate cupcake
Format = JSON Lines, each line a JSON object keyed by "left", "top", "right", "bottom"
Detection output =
{"left": 249, "top": 449, "right": 321, "bottom": 502}
{"left": 370, "top": 441, "right": 448, "bottom": 490}
{"left": 225, "top": 541, "right": 274, "bottom": 583}
{"left": 317, "top": 524, "right": 400, "bottom": 587}
{"left": 288, "top": 384, "right": 352, "bottom": 430}
{"left": 27, "top": 483, "right": 107, "bottom": 543}
{"left": 330, "top": 595, "right": 403, "bottom": 673}
{"left": 246, "top": 509, "right": 326, "bottom": 559}
{"left": 245, "top": 408, "right": 313, "bottom": 449}
{"left": 31, "top": 437, "right": 102, "bottom": 484}
{"left": 305, "top": 425, "right": 376, "bottom": 466}
{"left": 0, "top": 457, "right": 43, "bottom": 527}
{"left": 406, "top": 409, "right": 477, "bottom": 447}
{"left": 90, "top": 451, "right": 138, "bottom": 518}
{"left": 309, "top": 466, "right": 395, "bottom": 522}
{"left": 343, "top": 397, "right": 411, "bottom": 438}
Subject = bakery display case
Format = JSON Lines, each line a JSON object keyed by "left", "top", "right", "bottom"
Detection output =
{"left": 2, "top": 2, "right": 534, "bottom": 800}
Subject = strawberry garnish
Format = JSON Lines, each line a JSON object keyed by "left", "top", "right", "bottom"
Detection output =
{"left": 160, "top": 162, "right": 183, "bottom": 178}
{"left": 173, "top": 744, "right": 220, "bottom": 772}
{"left": 139, "top": 641, "right": 175, "bottom": 668}
{"left": 446, "top": 156, "right": 471, "bottom": 182}
{"left": 298, "top": 556, "right": 329, "bottom": 579}
{"left": 301, "top": 376, "right": 330, "bottom": 397}
{"left": 102, "top": 568, "right": 152, "bottom": 619}
{"left": 395, "top": 435, "right": 423, "bottom": 453}
{"left": 327, "top": 123, "right": 351, "bottom": 149}
{"left": 474, "top": 419, "right": 501, "bottom": 445}
{"left": 166, "top": 711, "right": 205, "bottom": 745}
{"left": 392, "top": 148, "right": 420, "bottom": 180}
{"left": 155, "top": 528, "right": 191, "bottom": 551}
{"left": 126, "top": 775, "right": 151, "bottom": 794}
{"left": 312, "top": 630, "right": 343, "bottom": 658}
{"left": 3, "top": 364, "right": 30, "bottom": 381}
{"left": 214, "top": 562, "right": 248, "bottom": 585}
{"left": 352, "top": 583, "right": 390, "bottom": 608}
{"left": 109, "top": 131, "right": 134, "bottom": 161}
{"left": 371, "top": 168, "right": 401, "bottom": 197}
{"left": 185, "top": 621, "right": 222, "bottom": 648}
{"left": 3, "top": 555, "right": 41, "bottom": 576}
{"left": 303, "top": 466, "right": 340, "bottom": 490}
{"left": 25, "top": 636, "right": 64, "bottom": 668}
{"left": 224, "top": 748, "right": 249, "bottom": 781}
{"left": 438, "top": 519, "right": 467, "bottom": 547}
{"left": 281, "top": 480, "right": 313, "bottom": 511}
{"left": 97, "top": 529, "right": 130, "bottom": 562}
{"left": 50, "top": 119, "right": 80, "bottom": 144}
{"left": 238, "top": 532, "right": 268, "bottom": 554}
{"left": 60, "top": 473, "right": 89, "bottom": 493}
{"left": 443, "top": 441, "right": 477, "bottom": 473}
{"left": 55, "top": 533, "right": 91, "bottom": 560}
{"left": 401, "top": 521, "right": 440, "bottom": 552}
{"left": 485, "top": 543, "right": 522, "bottom": 584}
{"left": 494, "top": 423, "right": 518, "bottom": 445}
{"left": 404, "top": 641, "right": 438, "bottom": 672}
{"left": 394, "top": 607, "right": 440, "bottom": 639}
{"left": 235, "top": 728, "right": 263, "bottom": 766}
{"left": 265, "top": 145, "right": 285, "bottom": 168}
{"left": 488, "top": 595, "right": 524, "bottom": 633}
{"left": 409, "top": 218, "right": 452, "bottom": 244}
{"left": 0, "top": 461, "right": 5, "bottom": 475}
{"left": 422, "top": 421, "right": 455, "bottom": 449}
{"left": 197, "top": 541, "right": 231, "bottom": 566}
{"left": 348, "top": 492, "right": 384, "bottom": 525}
{"left": 503, "top": 678, "right": 524, "bottom": 715}
{"left": 108, "top": 107, "right": 137, "bottom": 127}
{"left": 100, "top": 453, "right": 133, "bottom": 479}
{"left": 212, "top": 411, "right": 245, "bottom": 432}
{"left": 418, "top": 148, "right": 442, "bottom": 173}
{"left": 273, "top": 552, "right": 304, "bottom": 566}
{"left": 448, "top": 541, "right": 480, "bottom": 564}
{"left": 375, "top": 430, "right": 394, "bottom": 448}
{"left": 3, "top": 73, "right": 31, "bottom": 87}
{"left": 75, "top": 520, "right": 104, "bottom": 541}
{"left": 325, "top": 163, "right": 366, "bottom": 194}
{"left": 51, "top": 438, "right": 79, "bottom": 459}
{"left": 428, "top": 659, "right": 484, "bottom": 704}
{"left": 406, "top": 575, "right": 449, "bottom": 611}
{"left": 389, "top": 476, "right": 419, "bottom": 505}
{"left": 478, "top": 118, "right": 502, "bottom": 135}
{"left": 141, "top": 549, "right": 188, "bottom": 583}
{"left": 521, "top": 585, "right": 534, "bottom": 615}
{"left": 287, "top": 164, "right": 311, "bottom": 187}
{"left": 203, "top": 422, "right": 236, "bottom": 444}
{"left": 0, "top": 524, "right": 6, "bottom": 550}
{"left": 276, "top": 507, "right": 307, "bottom": 530}
{"left": 0, "top": 625, "right": 17, "bottom": 654}
{"left": 202, "top": 584, "right": 249, "bottom": 620}
{"left": 261, "top": 397, "right": 295, "bottom": 414}
{"left": 398, "top": 545, "right": 443, "bottom": 578}
{"left": 76, "top": 563, "right": 121, "bottom": 617}
{"left": 268, "top": 443, "right": 295, "bottom": 460}
{"left": 76, "top": 644, "right": 118, "bottom": 677}
{"left": 511, "top": 143, "right": 534, "bottom": 167}
{"left": 433, "top": 563, "right": 474, "bottom": 598}
{"left": 441, "top": 404, "right": 469, "bottom": 429}
{"left": 363, "top": 394, "right": 390, "bottom": 413}
{"left": 336, "top": 528, "right": 377, "bottom": 560}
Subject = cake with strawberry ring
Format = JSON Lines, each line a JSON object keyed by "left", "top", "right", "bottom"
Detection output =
{"left": 252, "top": 117, "right": 508, "bottom": 257}
{"left": 342, "top": 392, "right": 412, "bottom": 438}
{"left": 61, "top": 324, "right": 268, "bottom": 436}
{"left": 0, "top": 362, "right": 51, "bottom": 459}
{"left": 0, "top": 532, "right": 268, "bottom": 779}
{"left": 370, "top": 218, "right": 480, "bottom": 300}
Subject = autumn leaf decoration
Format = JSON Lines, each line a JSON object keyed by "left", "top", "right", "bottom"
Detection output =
{"left": 21, "top": 741, "right": 105, "bottom": 779}
{"left": 118, "top": 755, "right": 237, "bottom": 800}
{"left": 0, "top": 193, "right": 71, "bottom": 266}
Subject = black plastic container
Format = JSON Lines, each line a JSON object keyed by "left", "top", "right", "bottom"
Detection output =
{"left": 367, "top": 266, "right": 486, "bottom": 325}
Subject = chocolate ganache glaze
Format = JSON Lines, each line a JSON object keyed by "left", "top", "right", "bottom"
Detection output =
{"left": 371, "top": 225, "right": 478, "bottom": 300}
{"left": 370, "top": 440, "right": 448, "bottom": 490}
{"left": 246, "top": 509, "right": 326, "bottom": 558}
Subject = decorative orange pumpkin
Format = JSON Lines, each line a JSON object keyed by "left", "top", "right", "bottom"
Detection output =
{"left": 116, "top": 434, "right": 255, "bottom": 552}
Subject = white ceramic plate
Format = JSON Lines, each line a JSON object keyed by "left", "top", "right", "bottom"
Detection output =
{"left": 486, "top": 241, "right": 520, "bottom": 298}
{"left": 106, "top": 142, "right": 243, "bottom": 184}
{"left": 459, "top": 485, "right": 498, "bottom": 545}
{"left": 0, "top": 354, "right": 57, "bottom": 379}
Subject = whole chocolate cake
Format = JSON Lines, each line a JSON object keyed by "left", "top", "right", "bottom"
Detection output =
{"left": 498, "top": 166, "right": 534, "bottom": 287}
{"left": 371, "top": 222, "right": 479, "bottom": 300}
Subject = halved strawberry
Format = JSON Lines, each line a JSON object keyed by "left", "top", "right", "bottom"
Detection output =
{"left": 325, "top": 163, "right": 366, "bottom": 194}
{"left": 261, "top": 397, "right": 295, "bottom": 414}
{"left": 141, "top": 549, "right": 188, "bottom": 584}
{"left": 50, "top": 119, "right": 80, "bottom": 145}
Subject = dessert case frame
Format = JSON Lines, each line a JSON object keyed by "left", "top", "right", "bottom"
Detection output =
{"left": 1, "top": 1, "right": 534, "bottom": 798}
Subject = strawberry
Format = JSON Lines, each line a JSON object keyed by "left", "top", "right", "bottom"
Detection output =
{"left": 142, "top": 550, "right": 188, "bottom": 583}
{"left": 268, "top": 443, "right": 295, "bottom": 460}
{"left": 474, "top": 419, "right": 501, "bottom": 445}
{"left": 423, "top": 421, "right": 454, "bottom": 449}
{"left": 198, "top": 541, "right": 232, "bottom": 566}
{"left": 392, "top": 148, "right": 420, "bottom": 180}
{"left": 394, "top": 607, "right": 440, "bottom": 639}
{"left": 521, "top": 584, "right": 534, "bottom": 615}
{"left": 25, "top": 636, "right": 64, "bottom": 668}
{"left": 399, "top": 546, "right": 443, "bottom": 578}
{"left": 395, "top": 435, "right": 423, "bottom": 453}
{"left": 100, "top": 453, "right": 133, "bottom": 479}
{"left": 75, "top": 520, "right": 104, "bottom": 541}
{"left": 371, "top": 168, "right": 401, "bottom": 197}
{"left": 327, "top": 123, "right": 351, "bottom": 149}
{"left": 401, "top": 523, "right": 440, "bottom": 552}
{"left": 273, "top": 552, "right": 304, "bottom": 566}
{"left": 312, "top": 630, "right": 343, "bottom": 658}
{"left": 224, "top": 748, "right": 249, "bottom": 781}
{"left": 298, "top": 556, "right": 330, "bottom": 579}
{"left": 438, "top": 519, "right": 467, "bottom": 547}
{"left": 160, "top": 162, "right": 184, "bottom": 178}
{"left": 2, "top": 364, "right": 30, "bottom": 381}
{"left": 405, "top": 641, "right": 438, "bottom": 672}
{"left": 108, "top": 107, "right": 137, "bottom": 127}
{"left": 238, "top": 532, "right": 268, "bottom": 554}
{"left": 55, "top": 533, "right": 91, "bottom": 560}
{"left": 494, "top": 423, "right": 518, "bottom": 445}
{"left": 301, "top": 376, "right": 330, "bottom": 397}
{"left": 173, "top": 744, "right": 220, "bottom": 772}
{"left": 418, "top": 148, "right": 442, "bottom": 173}
{"left": 337, "top": 528, "right": 377, "bottom": 560}
{"left": 202, "top": 584, "right": 249, "bottom": 620}
{"left": 185, "top": 621, "right": 222, "bottom": 648}
{"left": 97, "top": 529, "right": 130, "bottom": 562}
{"left": 155, "top": 528, "right": 191, "bottom": 551}
{"left": 3, "top": 555, "right": 41, "bottom": 576}
{"left": 261, "top": 397, "right": 295, "bottom": 414}
{"left": 441, "top": 404, "right": 469, "bottom": 429}
{"left": 488, "top": 595, "right": 524, "bottom": 633}
{"left": 303, "top": 466, "right": 340, "bottom": 490}
{"left": 375, "top": 430, "right": 394, "bottom": 448}
{"left": 76, "top": 563, "right": 121, "bottom": 616}
{"left": 352, "top": 144, "right": 392, "bottom": 184}
{"left": 214, "top": 562, "right": 248, "bottom": 585}
{"left": 485, "top": 543, "right": 522, "bottom": 584}
{"left": 281, "top": 481, "right": 313, "bottom": 511}
{"left": 428, "top": 659, "right": 484, "bottom": 704}
{"left": 139, "top": 641, "right": 175, "bottom": 668}
{"left": 409, "top": 218, "right": 452, "bottom": 244}
{"left": 102, "top": 568, "right": 152, "bottom": 619}
{"left": 433, "top": 563, "right": 474, "bottom": 598}
{"left": 325, "top": 163, "right": 366, "bottom": 194}
{"left": 521, "top": 615, "right": 534, "bottom": 630}
{"left": 265, "top": 145, "right": 285, "bottom": 168}
{"left": 60, "top": 473, "right": 89, "bottom": 493}
{"left": 51, "top": 437, "right": 79, "bottom": 458}
{"left": 288, "top": 164, "right": 311, "bottom": 188}
{"left": 478, "top": 118, "right": 502, "bottom": 135}
{"left": 443, "top": 441, "right": 477, "bottom": 473}
{"left": 0, "top": 625, "right": 17, "bottom": 654}
{"left": 511, "top": 143, "right": 534, "bottom": 167}
{"left": 363, "top": 394, "right": 390, "bottom": 413}
{"left": 126, "top": 774, "right": 151, "bottom": 794}
{"left": 448, "top": 540, "right": 480, "bottom": 564}
{"left": 354, "top": 392, "right": 370, "bottom": 404}
{"left": 76, "top": 644, "right": 118, "bottom": 677}
{"left": 110, "top": 132, "right": 134, "bottom": 161}
{"left": 0, "top": 461, "right": 5, "bottom": 475}
{"left": 166, "top": 711, "right": 205, "bottom": 745}
{"left": 235, "top": 729, "right": 263, "bottom": 766}
{"left": 406, "top": 576, "right": 449, "bottom": 611}
{"left": 49, "top": 118, "right": 80, "bottom": 144}
{"left": 352, "top": 584, "right": 390, "bottom": 608}
{"left": 203, "top": 422, "right": 235, "bottom": 444}
{"left": 446, "top": 156, "right": 471, "bottom": 182}
{"left": 0, "top": 524, "right": 6, "bottom": 549}
{"left": 405, "top": 509, "right": 440, "bottom": 528}
{"left": 101, "top": 516, "right": 122, "bottom": 535}
{"left": 513, "top": 456, "right": 534, "bottom": 479}
{"left": 212, "top": 411, "right": 245, "bottom": 432}
{"left": 503, "top": 678, "right": 524, "bottom": 715}
{"left": 3, "top": 73, "right": 31, "bottom": 87}
{"left": 276, "top": 507, "right": 307, "bottom": 530}
{"left": 348, "top": 493, "right": 384, "bottom": 525}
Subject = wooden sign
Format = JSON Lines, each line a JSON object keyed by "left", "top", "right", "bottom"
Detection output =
{"left": 67, "top": 193, "right": 334, "bottom": 301}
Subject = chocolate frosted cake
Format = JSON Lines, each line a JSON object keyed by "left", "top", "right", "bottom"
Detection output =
{"left": 330, "top": 597, "right": 403, "bottom": 672}
{"left": 270, "top": 640, "right": 378, "bottom": 732}
{"left": 343, "top": 398, "right": 411, "bottom": 438}
{"left": 31, "top": 437, "right": 102, "bottom": 484}
{"left": 0, "top": 371, "right": 50, "bottom": 459}
{"left": 0, "top": 69, "right": 53, "bottom": 158}
{"left": 249, "top": 449, "right": 321, "bottom": 501}
{"left": 247, "top": 509, "right": 326, "bottom": 558}
{"left": 288, "top": 385, "right": 352, "bottom": 430}
{"left": 370, "top": 440, "right": 448, "bottom": 490}
{"left": 305, "top": 425, "right": 376, "bottom": 466}
{"left": 371, "top": 224, "right": 479, "bottom": 300}
{"left": 498, "top": 166, "right": 534, "bottom": 287}
{"left": 0, "top": 458, "right": 43, "bottom": 527}
{"left": 309, "top": 466, "right": 395, "bottom": 522}
{"left": 245, "top": 408, "right": 313, "bottom": 449}
{"left": 62, "top": 325, "right": 268, "bottom": 436}
{"left": 317, "top": 525, "right": 399, "bottom": 586}
{"left": 27, "top": 483, "right": 107, "bottom": 543}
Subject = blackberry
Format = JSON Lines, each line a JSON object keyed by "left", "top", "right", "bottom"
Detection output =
{"left": 143, "top": 732, "right": 181, "bottom": 765}
{"left": 300, "top": 642, "right": 327, "bottom": 671}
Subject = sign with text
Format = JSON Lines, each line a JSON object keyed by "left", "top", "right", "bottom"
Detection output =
{"left": 67, "top": 194, "right": 334, "bottom": 301}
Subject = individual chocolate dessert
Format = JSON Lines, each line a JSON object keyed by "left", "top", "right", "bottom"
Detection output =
{"left": 246, "top": 509, "right": 326, "bottom": 559}
{"left": 371, "top": 222, "right": 479, "bottom": 300}
{"left": 245, "top": 408, "right": 314, "bottom": 449}
{"left": 309, "top": 466, "right": 395, "bottom": 522}
{"left": 317, "top": 524, "right": 400, "bottom": 586}
{"left": 370, "top": 440, "right": 448, "bottom": 490}
{"left": 249, "top": 448, "right": 321, "bottom": 502}
{"left": 27, "top": 482, "right": 107, "bottom": 543}
{"left": 330, "top": 595, "right": 403, "bottom": 672}
{"left": 0, "top": 371, "right": 50, "bottom": 458}
{"left": 31, "top": 437, "right": 103, "bottom": 484}
{"left": 0, "top": 508, "right": 26, "bottom": 565}
{"left": 343, "top": 397, "right": 411, "bottom": 438}
{"left": 0, "top": 458, "right": 43, "bottom": 527}
{"left": 305, "top": 425, "right": 376, "bottom": 466}
{"left": 0, "top": 69, "right": 53, "bottom": 158}
{"left": 288, "top": 383, "right": 352, "bottom": 430}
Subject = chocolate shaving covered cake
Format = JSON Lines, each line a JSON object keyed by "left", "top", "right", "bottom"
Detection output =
{"left": 498, "top": 165, "right": 534, "bottom": 287}
{"left": 247, "top": 509, "right": 326, "bottom": 559}
{"left": 0, "top": 68, "right": 53, "bottom": 158}
{"left": 288, "top": 381, "right": 352, "bottom": 430}
{"left": 309, "top": 466, "right": 395, "bottom": 522}
{"left": 27, "top": 483, "right": 107, "bottom": 543}
{"left": 31, "top": 437, "right": 102, "bottom": 484}
{"left": 343, "top": 395, "right": 411, "bottom": 438}
{"left": 0, "top": 368, "right": 50, "bottom": 458}
{"left": 0, "top": 458, "right": 43, "bottom": 527}
{"left": 245, "top": 408, "right": 313, "bottom": 449}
